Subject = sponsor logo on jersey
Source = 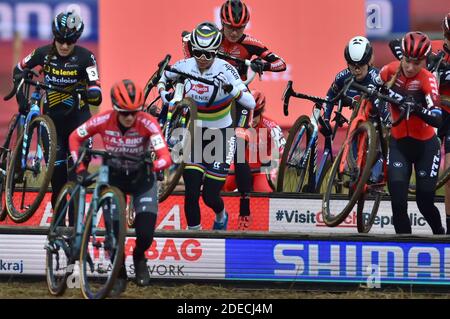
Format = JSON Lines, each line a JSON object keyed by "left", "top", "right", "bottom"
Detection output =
{"left": 192, "top": 83, "right": 209, "bottom": 94}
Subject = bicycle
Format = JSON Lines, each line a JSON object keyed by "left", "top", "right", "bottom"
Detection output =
{"left": 2, "top": 69, "right": 79, "bottom": 223}
{"left": 276, "top": 80, "right": 353, "bottom": 193}
{"left": 321, "top": 78, "right": 406, "bottom": 232}
{"left": 45, "top": 148, "right": 150, "bottom": 299}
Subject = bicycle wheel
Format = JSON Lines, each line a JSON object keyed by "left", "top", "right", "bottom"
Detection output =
{"left": 0, "top": 114, "right": 24, "bottom": 222}
{"left": 317, "top": 157, "right": 333, "bottom": 194}
{"left": 80, "top": 186, "right": 126, "bottom": 299}
{"left": 322, "top": 121, "right": 377, "bottom": 227}
{"left": 45, "top": 182, "right": 78, "bottom": 296}
{"left": 5, "top": 115, "right": 56, "bottom": 223}
{"left": 158, "top": 99, "right": 193, "bottom": 202}
{"left": 276, "top": 115, "right": 312, "bottom": 192}
{"left": 356, "top": 190, "right": 382, "bottom": 233}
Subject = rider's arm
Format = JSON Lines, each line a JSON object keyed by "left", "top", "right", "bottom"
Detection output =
{"left": 225, "top": 63, "right": 256, "bottom": 111}
{"left": 12, "top": 47, "right": 46, "bottom": 112}
{"left": 14, "top": 46, "right": 46, "bottom": 75}
{"left": 242, "top": 35, "right": 287, "bottom": 72}
{"left": 157, "top": 60, "right": 183, "bottom": 93}
{"left": 69, "top": 111, "right": 111, "bottom": 172}
{"left": 84, "top": 51, "right": 102, "bottom": 106}
{"left": 414, "top": 72, "right": 442, "bottom": 128}
{"left": 323, "top": 70, "right": 347, "bottom": 121}
{"left": 139, "top": 113, "right": 173, "bottom": 171}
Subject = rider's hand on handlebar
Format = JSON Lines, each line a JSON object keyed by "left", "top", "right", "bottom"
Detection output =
{"left": 159, "top": 90, "right": 171, "bottom": 105}
{"left": 213, "top": 73, "right": 233, "bottom": 93}
{"left": 250, "top": 59, "right": 266, "bottom": 75}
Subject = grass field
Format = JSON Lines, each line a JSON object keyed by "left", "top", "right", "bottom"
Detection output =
{"left": 0, "top": 279, "right": 449, "bottom": 299}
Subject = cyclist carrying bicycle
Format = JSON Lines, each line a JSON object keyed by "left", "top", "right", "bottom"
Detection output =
{"left": 378, "top": 31, "right": 444, "bottom": 234}
{"left": 159, "top": 22, "right": 256, "bottom": 231}
{"left": 12, "top": 10, "right": 102, "bottom": 211}
{"left": 69, "top": 79, "right": 172, "bottom": 294}
{"left": 223, "top": 90, "right": 285, "bottom": 229}
{"left": 182, "top": 0, "right": 287, "bottom": 229}
{"left": 322, "top": 36, "right": 390, "bottom": 183}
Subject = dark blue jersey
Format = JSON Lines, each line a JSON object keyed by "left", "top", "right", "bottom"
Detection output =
{"left": 324, "top": 67, "right": 390, "bottom": 123}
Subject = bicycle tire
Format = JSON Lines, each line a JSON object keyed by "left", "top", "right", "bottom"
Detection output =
{"left": 46, "top": 181, "right": 78, "bottom": 296}
{"left": 5, "top": 115, "right": 57, "bottom": 223}
{"left": 0, "top": 114, "right": 24, "bottom": 222}
{"left": 80, "top": 186, "right": 126, "bottom": 299}
{"left": 276, "top": 115, "right": 312, "bottom": 192}
{"left": 316, "top": 157, "right": 333, "bottom": 194}
{"left": 158, "top": 98, "right": 194, "bottom": 202}
{"left": 356, "top": 191, "right": 382, "bottom": 233}
{"left": 436, "top": 166, "right": 450, "bottom": 190}
{"left": 322, "top": 121, "right": 377, "bottom": 227}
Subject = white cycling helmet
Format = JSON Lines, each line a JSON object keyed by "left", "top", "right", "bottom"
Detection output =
{"left": 190, "top": 21, "right": 222, "bottom": 51}
{"left": 344, "top": 36, "right": 373, "bottom": 66}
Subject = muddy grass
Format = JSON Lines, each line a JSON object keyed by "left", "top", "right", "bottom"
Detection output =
{"left": 0, "top": 279, "right": 449, "bottom": 299}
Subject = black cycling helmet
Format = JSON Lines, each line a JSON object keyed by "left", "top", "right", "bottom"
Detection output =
{"left": 344, "top": 36, "right": 373, "bottom": 66}
{"left": 221, "top": 0, "right": 250, "bottom": 27}
{"left": 190, "top": 22, "right": 222, "bottom": 51}
{"left": 52, "top": 11, "right": 84, "bottom": 44}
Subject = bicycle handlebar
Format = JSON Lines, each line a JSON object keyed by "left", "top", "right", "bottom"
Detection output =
{"left": 83, "top": 148, "right": 153, "bottom": 166}
{"left": 348, "top": 80, "right": 408, "bottom": 127}
{"left": 4, "top": 68, "right": 81, "bottom": 102}
{"left": 164, "top": 65, "right": 233, "bottom": 93}
{"left": 282, "top": 78, "right": 354, "bottom": 116}
{"left": 144, "top": 54, "right": 172, "bottom": 101}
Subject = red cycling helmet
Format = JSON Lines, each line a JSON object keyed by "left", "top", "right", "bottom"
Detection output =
{"left": 221, "top": 0, "right": 250, "bottom": 28}
{"left": 252, "top": 90, "right": 266, "bottom": 116}
{"left": 111, "top": 79, "right": 144, "bottom": 112}
{"left": 443, "top": 13, "right": 450, "bottom": 40}
{"left": 401, "top": 31, "right": 431, "bottom": 60}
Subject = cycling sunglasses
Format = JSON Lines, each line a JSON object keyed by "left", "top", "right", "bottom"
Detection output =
{"left": 55, "top": 37, "right": 77, "bottom": 45}
{"left": 192, "top": 49, "right": 216, "bottom": 60}
{"left": 118, "top": 110, "right": 139, "bottom": 117}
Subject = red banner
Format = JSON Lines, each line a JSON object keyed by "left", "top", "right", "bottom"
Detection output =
{"left": 0, "top": 192, "right": 269, "bottom": 231}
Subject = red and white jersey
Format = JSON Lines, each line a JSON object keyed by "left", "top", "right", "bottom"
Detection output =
{"left": 69, "top": 110, "right": 172, "bottom": 173}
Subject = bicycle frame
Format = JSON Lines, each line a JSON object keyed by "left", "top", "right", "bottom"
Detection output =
{"left": 287, "top": 102, "right": 344, "bottom": 193}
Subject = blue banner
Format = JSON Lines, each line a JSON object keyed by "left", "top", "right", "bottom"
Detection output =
{"left": 225, "top": 239, "right": 450, "bottom": 285}
{"left": 0, "top": 0, "right": 98, "bottom": 41}
{"left": 366, "top": 0, "right": 410, "bottom": 39}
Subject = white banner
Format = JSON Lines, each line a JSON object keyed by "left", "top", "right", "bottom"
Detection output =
{"left": 269, "top": 198, "right": 446, "bottom": 234}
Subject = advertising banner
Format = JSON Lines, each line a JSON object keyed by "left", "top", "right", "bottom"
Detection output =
{"left": 225, "top": 238, "right": 450, "bottom": 285}
{"left": 0, "top": 0, "right": 98, "bottom": 41}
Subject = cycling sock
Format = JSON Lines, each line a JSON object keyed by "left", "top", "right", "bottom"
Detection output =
{"left": 239, "top": 193, "right": 250, "bottom": 217}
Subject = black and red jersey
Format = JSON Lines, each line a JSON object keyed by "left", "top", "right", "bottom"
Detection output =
{"left": 182, "top": 33, "right": 286, "bottom": 80}
{"left": 379, "top": 61, "right": 441, "bottom": 140}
